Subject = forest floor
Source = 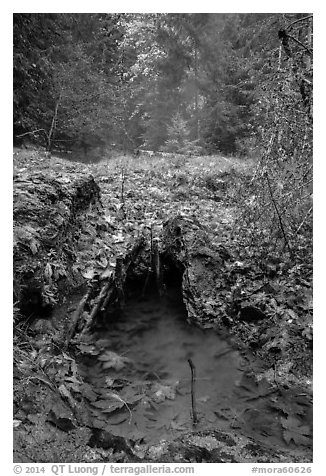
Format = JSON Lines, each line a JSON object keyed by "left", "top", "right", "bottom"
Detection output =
{"left": 13, "top": 147, "right": 313, "bottom": 463}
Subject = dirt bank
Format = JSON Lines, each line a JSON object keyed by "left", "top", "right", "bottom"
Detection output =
{"left": 13, "top": 148, "right": 312, "bottom": 463}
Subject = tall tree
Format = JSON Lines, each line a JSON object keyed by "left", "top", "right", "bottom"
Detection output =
{"left": 13, "top": 13, "right": 123, "bottom": 151}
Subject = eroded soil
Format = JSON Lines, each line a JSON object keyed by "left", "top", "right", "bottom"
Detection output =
{"left": 13, "top": 148, "right": 313, "bottom": 463}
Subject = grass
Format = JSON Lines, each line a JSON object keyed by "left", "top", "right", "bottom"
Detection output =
{"left": 93, "top": 152, "right": 256, "bottom": 178}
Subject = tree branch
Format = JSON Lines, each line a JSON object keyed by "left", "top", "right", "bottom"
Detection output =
{"left": 287, "top": 33, "right": 313, "bottom": 56}
{"left": 16, "top": 129, "right": 48, "bottom": 139}
{"left": 264, "top": 171, "right": 291, "bottom": 254}
{"left": 286, "top": 15, "right": 313, "bottom": 31}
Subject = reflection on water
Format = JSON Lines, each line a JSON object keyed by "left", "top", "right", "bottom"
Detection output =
{"left": 79, "top": 290, "right": 312, "bottom": 451}
{"left": 81, "top": 291, "right": 243, "bottom": 443}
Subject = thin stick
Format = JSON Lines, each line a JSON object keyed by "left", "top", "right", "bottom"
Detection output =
{"left": 286, "top": 15, "right": 313, "bottom": 31}
{"left": 16, "top": 128, "right": 47, "bottom": 138}
{"left": 152, "top": 238, "right": 162, "bottom": 297}
{"left": 295, "top": 205, "right": 313, "bottom": 235}
{"left": 80, "top": 281, "right": 111, "bottom": 336}
{"left": 188, "top": 358, "right": 198, "bottom": 426}
{"left": 287, "top": 33, "right": 313, "bottom": 56}
{"left": 121, "top": 167, "right": 126, "bottom": 219}
{"left": 115, "top": 255, "right": 125, "bottom": 308}
{"left": 264, "top": 171, "right": 291, "bottom": 254}
{"left": 64, "top": 288, "right": 91, "bottom": 348}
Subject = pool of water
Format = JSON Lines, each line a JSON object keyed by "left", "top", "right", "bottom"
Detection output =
{"left": 78, "top": 289, "right": 312, "bottom": 450}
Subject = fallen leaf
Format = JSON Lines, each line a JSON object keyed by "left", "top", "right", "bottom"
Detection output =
{"left": 151, "top": 382, "right": 177, "bottom": 403}
{"left": 281, "top": 416, "right": 312, "bottom": 446}
{"left": 112, "top": 234, "right": 125, "bottom": 243}
{"left": 82, "top": 268, "right": 95, "bottom": 279}
{"left": 80, "top": 383, "right": 99, "bottom": 402}
{"left": 107, "top": 413, "right": 129, "bottom": 425}
{"left": 98, "top": 351, "right": 131, "bottom": 371}
{"left": 47, "top": 410, "right": 75, "bottom": 432}
{"left": 236, "top": 375, "right": 276, "bottom": 401}
{"left": 92, "top": 398, "right": 124, "bottom": 413}
{"left": 13, "top": 419, "right": 22, "bottom": 428}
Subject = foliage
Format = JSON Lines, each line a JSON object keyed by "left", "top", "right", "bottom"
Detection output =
{"left": 13, "top": 142, "right": 312, "bottom": 460}
{"left": 281, "top": 415, "right": 311, "bottom": 446}
{"left": 234, "top": 14, "right": 313, "bottom": 260}
{"left": 162, "top": 112, "right": 203, "bottom": 155}
{"left": 13, "top": 14, "right": 64, "bottom": 140}
{"left": 13, "top": 13, "right": 122, "bottom": 151}
{"left": 14, "top": 13, "right": 312, "bottom": 159}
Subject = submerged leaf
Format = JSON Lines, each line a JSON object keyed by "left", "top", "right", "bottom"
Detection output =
{"left": 281, "top": 416, "right": 312, "bottom": 446}
{"left": 151, "top": 382, "right": 177, "bottom": 403}
{"left": 92, "top": 398, "right": 124, "bottom": 413}
{"left": 98, "top": 351, "right": 131, "bottom": 371}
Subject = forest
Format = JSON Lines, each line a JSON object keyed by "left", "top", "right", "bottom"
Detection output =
{"left": 13, "top": 13, "right": 313, "bottom": 465}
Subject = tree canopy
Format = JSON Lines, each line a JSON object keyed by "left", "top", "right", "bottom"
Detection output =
{"left": 14, "top": 13, "right": 312, "bottom": 161}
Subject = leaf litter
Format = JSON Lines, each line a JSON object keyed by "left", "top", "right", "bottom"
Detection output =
{"left": 13, "top": 151, "right": 312, "bottom": 461}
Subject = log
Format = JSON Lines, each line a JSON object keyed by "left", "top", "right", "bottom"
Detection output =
{"left": 162, "top": 215, "right": 231, "bottom": 327}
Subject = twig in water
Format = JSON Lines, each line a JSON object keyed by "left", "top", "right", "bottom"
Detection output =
{"left": 188, "top": 358, "right": 198, "bottom": 426}
{"left": 214, "top": 348, "right": 234, "bottom": 360}
{"left": 152, "top": 237, "right": 162, "bottom": 297}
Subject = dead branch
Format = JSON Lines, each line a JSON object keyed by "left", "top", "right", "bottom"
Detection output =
{"left": 80, "top": 280, "right": 112, "bottom": 336}
{"left": 121, "top": 168, "right": 126, "bottom": 219}
{"left": 123, "top": 236, "right": 146, "bottom": 272}
{"left": 100, "top": 283, "right": 115, "bottom": 312}
{"left": 141, "top": 266, "right": 153, "bottom": 298}
{"left": 264, "top": 171, "right": 291, "bottom": 254}
{"left": 78, "top": 237, "right": 146, "bottom": 334}
{"left": 295, "top": 206, "right": 313, "bottom": 235}
{"left": 115, "top": 256, "right": 125, "bottom": 307}
{"left": 64, "top": 288, "right": 91, "bottom": 349}
{"left": 286, "top": 15, "right": 313, "bottom": 31}
{"left": 47, "top": 91, "right": 62, "bottom": 151}
{"left": 152, "top": 238, "right": 162, "bottom": 297}
{"left": 287, "top": 33, "right": 313, "bottom": 56}
{"left": 16, "top": 129, "right": 48, "bottom": 139}
{"left": 188, "top": 358, "right": 198, "bottom": 426}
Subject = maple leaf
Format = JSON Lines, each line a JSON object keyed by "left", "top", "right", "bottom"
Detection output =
{"left": 269, "top": 398, "right": 306, "bottom": 417}
{"left": 91, "top": 397, "right": 125, "bottom": 414}
{"left": 80, "top": 383, "right": 99, "bottom": 402}
{"left": 98, "top": 351, "right": 131, "bottom": 371}
{"left": 281, "top": 416, "right": 312, "bottom": 446}
{"left": 151, "top": 382, "right": 177, "bottom": 403}
{"left": 77, "top": 343, "right": 100, "bottom": 356}
{"left": 119, "top": 386, "right": 144, "bottom": 405}
{"left": 236, "top": 375, "right": 276, "bottom": 402}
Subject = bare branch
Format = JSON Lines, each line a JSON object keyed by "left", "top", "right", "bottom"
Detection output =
{"left": 286, "top": 15, "right": 313, "bottom": 31}
{"left": 287, "top": 33, "right": 313, "bottom": 56}
{"left": 295, "top": 206, "right": 313, "bottom": 235}
{"left": 16, "top": 129, "right": 48, "bottom": 139}
{"left": 264, "top": 171, "right": 291, "bottom": 254}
